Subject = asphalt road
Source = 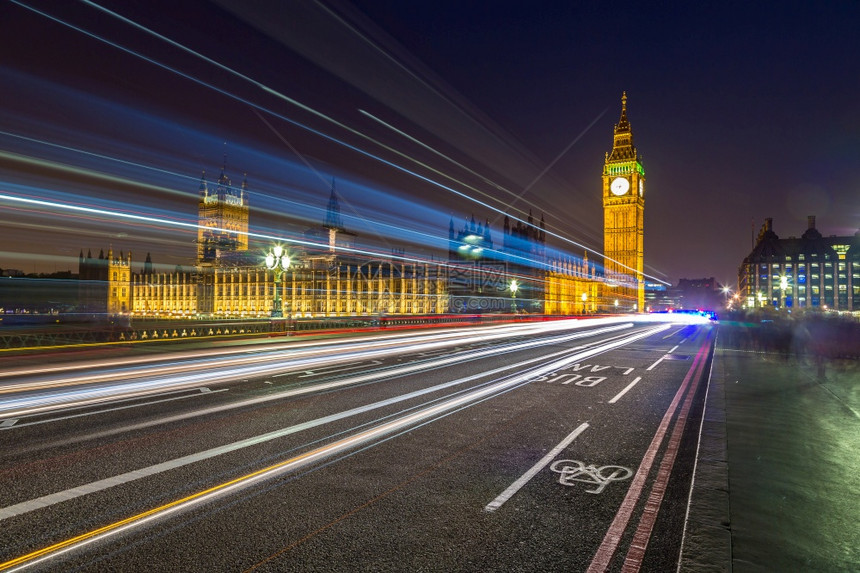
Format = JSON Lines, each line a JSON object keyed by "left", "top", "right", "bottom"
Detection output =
{"left": 0, "top": 318, "right": 716, "bottom": 572}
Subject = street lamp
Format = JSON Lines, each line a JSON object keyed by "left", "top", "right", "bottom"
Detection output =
{"left": 264, "top": 245, "right": 291, "bottom": 319}
{"left": 722, "top": 286, "right": 732, "bottom": 308}
{"left": 510, "top": 279, "right": 519, "bottom": 314}
{"left": 581, "top": 292, "right": 588, "bottom": 315}
{"left": 778, "top": 275, "right": 789, "bottom": 309}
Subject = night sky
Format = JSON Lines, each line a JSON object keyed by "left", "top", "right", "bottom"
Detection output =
{"left": 1, "top": 0, "right": 858, "bottom": 288}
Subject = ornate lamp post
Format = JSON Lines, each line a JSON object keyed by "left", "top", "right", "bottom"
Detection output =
{"left": 510, "top": 279, "right": 519, "bottom": 314}
{"left": 264, "top": 245, "right": 291, "bottom": 319}
{"left": 581, "top": 291, "right": 588, "bottom": 315}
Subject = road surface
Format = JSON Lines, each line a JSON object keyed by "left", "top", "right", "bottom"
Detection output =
{"left": 0, "top": 317, "right": 715, "bottom": 572}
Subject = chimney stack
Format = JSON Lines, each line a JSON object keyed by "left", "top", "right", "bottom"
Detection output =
{"left": 807, "top": 215, "right": 816, "bottom": 230}
{"left": 765, "top": 217, "right": 773, "bottom": 232}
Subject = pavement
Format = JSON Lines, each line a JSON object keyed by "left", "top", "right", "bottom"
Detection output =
{"left": 680, "top": 327, "right": 860, "bottom": 572}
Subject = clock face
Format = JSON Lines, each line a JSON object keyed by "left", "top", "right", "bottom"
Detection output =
{"left": 610, "top": 177, "right": 630, "bottom": 196}
{"left": 639, "top": 180, "right": 644, "bottom": 196}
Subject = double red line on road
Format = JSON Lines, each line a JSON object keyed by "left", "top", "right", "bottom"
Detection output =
{"left": 587, "top": 331, "right": 714, "bottom": 573}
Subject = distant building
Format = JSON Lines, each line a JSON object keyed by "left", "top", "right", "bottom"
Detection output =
{"left": 447, "top": 214, "right": 514, "bottom": 313}
{"left": 503, "top": 211, "right": 547, "bottom": 313}
{"left": 673, "top": 278, "right": 723, "bottom": 311}
{"left": 446, "top": 212, "right": 599, "bottom": 314}
{"left": 644, "top": 282, "right": 676, "bottom": 312}
{"left": 738, "top": 216, "right": 860, "bottom": 311}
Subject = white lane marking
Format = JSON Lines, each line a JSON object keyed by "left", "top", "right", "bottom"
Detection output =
{"left": 297, "top": 360, "right": 383, "bottom": 378}
{"left": 0, "top": 419, "right": 19, "bottom": 428}
{"left": 646, "top": 355, "right": 667, "bottom": 371}
{"left": 1, "top": 388, "right": 227, "bottom": 431}
{"left": 668, "top": 344, "right": 679, "bottom": 354}
{"left": 608, "top": 377, "right": 642, "bottom": 404}
{"left": 620, "top": 367, "right": 634, "bottom": 375}
{"left": 663, "top": 327, "right": 684, "bottom": 339}
{"left": 0, "top": 324, "right": 669, "bottom": 522}
{"left": 484, "top": 422, "right": 590, "bottom": 512}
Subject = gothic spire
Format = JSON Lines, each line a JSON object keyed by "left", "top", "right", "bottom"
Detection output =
{"left": 609, "top": 91, "right": 636, "bottom": 161}
{"left": 324, "top": 178, "right": 344, "bottom": 230}
{"left": 617, "top": 91, "right": 630, "bottom": 133}
{"left": 218, "top": 148, "right": 229, "bottom": 186}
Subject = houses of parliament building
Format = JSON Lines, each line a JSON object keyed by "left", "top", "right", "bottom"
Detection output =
{"left": 79, "top": 94, "right": 646, "bottom": 319}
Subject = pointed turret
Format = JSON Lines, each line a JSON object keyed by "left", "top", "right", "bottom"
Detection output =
{"left": 198, "top": 171, "right": 208, "bottom": 198}
{"left": 324, "top": 178, "right": 345, "bottom": 230}
{"left": 219, "top": 150, "right": 228, "bottom": 185}
{"left": 609, "top": 91, "right": 637, "bottom": 161}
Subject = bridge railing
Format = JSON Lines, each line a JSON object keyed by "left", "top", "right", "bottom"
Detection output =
{"left": 0, "top": 313, "right": 555, "bottom": 351}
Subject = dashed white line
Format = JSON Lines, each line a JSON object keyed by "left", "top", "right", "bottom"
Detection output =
{"left": 609, "top": 377, "right": 642, "bottom": 404}
{"left": 646, "top": 355, "right": 667, "bottom": 371}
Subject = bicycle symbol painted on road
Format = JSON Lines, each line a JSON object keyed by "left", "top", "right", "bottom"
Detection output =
{"left": 549, "top": 459, "right": 633, "bottom": 494}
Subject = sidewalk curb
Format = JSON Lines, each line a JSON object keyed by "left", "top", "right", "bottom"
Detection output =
{"left": 679, "top": 345, "right": 731, "bottom": 572}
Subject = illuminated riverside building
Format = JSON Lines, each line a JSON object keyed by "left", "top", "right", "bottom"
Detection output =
{"left": 603, "top": 92, "right": 645, "bottom": 311}
{"left": 80, "top": 131, "right": 641, "bottom": 320}
{"left": 738, "top": 216, "right": 860, "bottom": 312}
{"left": 83, "top": 172, "right": 448, "bottom": 319}
{"left": 447, "top": 212, "right": 600, "bottom": 314}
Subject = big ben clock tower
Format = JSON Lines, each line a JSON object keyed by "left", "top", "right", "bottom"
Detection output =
{"left": 603, "top": 92, "right": 645, "bottom": 311}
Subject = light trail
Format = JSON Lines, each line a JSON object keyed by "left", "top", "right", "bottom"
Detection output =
{"left": 0, "top": 323, "right": 671, "bottom": 571}
{"left": 0, "top": 319, "right": 636, "bottom": 419}
{"left": 9, "top": 1, "right": 671, "bottom": 285}
{"left": 0, "top": 324, "right": 639, "bottom": 521}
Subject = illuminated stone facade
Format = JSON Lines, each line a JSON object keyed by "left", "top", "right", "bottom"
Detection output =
{"left": 196, "top": 164, "right": 249, "bottom": 263}
{"left": 78, "top": 247, "right": 131, "bottom": 314}
{"left": 738, "top": 216, "right": 860, "bottom": 312}
{"left": 603, "top": 92, "right": 645, "bottom": 311}
{"left": 85, "top": 172, "right": 448, "bottom": 319}
{"left": 130, "top": 258, "right": 447, "bottom": 318}
{"left": 544, "top": 254, "right": 600, "bottom": 315}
